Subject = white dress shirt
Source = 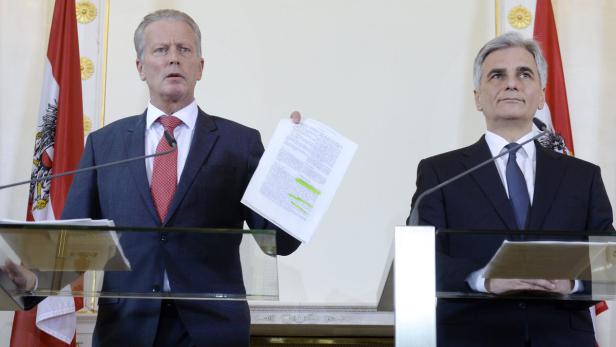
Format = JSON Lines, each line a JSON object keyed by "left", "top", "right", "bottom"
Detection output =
{"left": 485, "top": 130, "right": 536, "bottom": 205}
{"left": 144, "top": 100, "right": 198, "bottom": 291}
{"left": 466, "top": 130, "right": 581, "bottom": 293}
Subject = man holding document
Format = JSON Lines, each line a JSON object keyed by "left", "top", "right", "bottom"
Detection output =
{"left": 410, "top": 32, "right": 614, "bottom": 346}
{"left": 58, "top": 9, "right": 301, "bottom": 347}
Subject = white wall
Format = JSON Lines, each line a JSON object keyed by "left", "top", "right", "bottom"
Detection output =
{"left": 1, "top": 1, "right": 615, "bottom": 345}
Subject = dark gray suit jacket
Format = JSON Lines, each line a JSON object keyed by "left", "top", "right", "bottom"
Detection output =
{"left": 413, "top": 136, "right": 613, "bottom": 347}
{"left": 62, "top": 109, "right": 301, "bottom": 347}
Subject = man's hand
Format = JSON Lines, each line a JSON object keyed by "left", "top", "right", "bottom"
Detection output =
{"left": 1, "top": 260, "right": 37, "bottom": 291}
{"left": 486, "top": 278, "right": 572, "bottom": 295}
{"left": 290, "top": 111, "right": 302, "bottom": 124}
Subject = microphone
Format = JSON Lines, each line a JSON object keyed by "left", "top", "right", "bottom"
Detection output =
{"left": 163, "top": 130, "right": 177, "bottom": 149}
{"left": 406, "top": 118, "right": 548, "bottom": 226}
{"left": 532, "top": 117, "right": 548, "bottom": 132}
{"left": 0, "top": 131, "right": 177, "bottom": 191}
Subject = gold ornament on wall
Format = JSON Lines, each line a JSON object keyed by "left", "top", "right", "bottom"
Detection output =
{"left": 83, "top": 115, "right": 92, "bottom": 137}
{"left": 508, "top": 5, "right": 532, "bottom": 30}
{"left": 76, "top": 1, "right": 97, "bottom": 24}
{"left": 80, "top": 56, "right": 95, "bottom": 80}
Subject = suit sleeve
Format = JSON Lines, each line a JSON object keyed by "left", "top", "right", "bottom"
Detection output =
{"left": 412, "top": 159, "right": 484, "bottom": 292}
{"left": 587, "top": 166, "right": 614, "bottom": 232}
{"left": 572, "top": 164, "right": 614, "bottom": 302}
{"left": 61, "top": 134, "right": 101, "bottom": 220}
{"left": 242, "top": 130, "right": 301, "bottom": 256}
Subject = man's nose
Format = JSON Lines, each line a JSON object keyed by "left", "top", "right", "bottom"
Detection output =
{"left": 505, "top": 75, "right": 519, "bottom": 90}
{"left": 168, "top": 48, "right": 180, "bottom": 65}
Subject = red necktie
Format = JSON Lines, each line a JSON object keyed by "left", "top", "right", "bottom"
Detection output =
{"left": 151, "top": 115, "right": 183, "bottom": 222}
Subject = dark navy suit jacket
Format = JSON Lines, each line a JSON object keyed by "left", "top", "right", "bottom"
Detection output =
{"left": 412, "top": 136, "right": 613, "bottom": 347}
{"left": 62, "top": 109, "right": 301, "bottom": 347}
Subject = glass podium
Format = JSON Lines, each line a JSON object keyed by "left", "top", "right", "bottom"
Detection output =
{"left": 0, "top": 223, "right": 280, "bottom": 311}
{"left": 394, "top": 226, "right": 616, "bottom": 347}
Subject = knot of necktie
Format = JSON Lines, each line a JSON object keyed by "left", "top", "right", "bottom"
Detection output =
{"left": 158, "top": 115, "right": 183, "bottom": 135}
{"left": 505, "top": 143, "right": 521, "bottom": 159}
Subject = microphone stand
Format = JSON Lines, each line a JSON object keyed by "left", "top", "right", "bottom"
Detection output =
{"left": 0, "top": 131, "right": 177, "bottom": 191}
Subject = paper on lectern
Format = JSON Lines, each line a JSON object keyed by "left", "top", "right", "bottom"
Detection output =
{"left": 484, "top": 240, "right": 616, "bottom": 281}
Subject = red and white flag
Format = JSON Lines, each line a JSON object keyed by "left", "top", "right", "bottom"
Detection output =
{"left": 10, "top": 0, "right": 84, "bottom": 346}
{"left": 497, "top": 0, "right": 607, "bottom": 343}
{"left": 532, "top": 0, "right": 574, "bottom": 154}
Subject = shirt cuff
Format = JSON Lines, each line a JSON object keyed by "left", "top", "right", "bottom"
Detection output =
{"left": 29, "top": 273, "right": 39, "bottom": 292}
{"left": 466, "top": 267, "right": 488, "bottom": 293}
{"left": 570, "top": 279, "right": 583, "bottom": 293}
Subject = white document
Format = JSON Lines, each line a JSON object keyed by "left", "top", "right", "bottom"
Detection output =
{"left": 241, "top": 118, "right": 357, "bottom": 243}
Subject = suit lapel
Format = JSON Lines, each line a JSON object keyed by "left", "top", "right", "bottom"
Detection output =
{"left": 527, "top": 143, "right": 567, "bottom": 230}
{"left": 463, "top": 136, "right": 518, "bottom": 230}
{"left": 125, "top": 112, "right": 160, "bottom": 223}
{"left": 164, "top": 109, "right": 219, "bottom": 224}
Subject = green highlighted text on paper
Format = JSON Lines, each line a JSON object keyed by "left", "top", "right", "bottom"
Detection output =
{"left": 295, "top": 178, "right": 321, "bottom": 195}
{"left": 288, "top": 178, "right": 320, "bottom": 215}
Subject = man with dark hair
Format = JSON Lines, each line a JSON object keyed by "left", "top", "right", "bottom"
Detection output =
{"left": 62, "top": 9, "right": 301, "bottom": 347}
{"left": 411, "top": 32, "right": 613, "bottom": 346}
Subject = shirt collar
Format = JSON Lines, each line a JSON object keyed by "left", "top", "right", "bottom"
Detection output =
{"left": 485, "top": 129, "right": 536, "bottom": 160}
{"left": 145, "top": 100, "right": 198, "bottom": 130}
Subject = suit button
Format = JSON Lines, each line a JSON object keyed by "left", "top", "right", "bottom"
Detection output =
{"left": 518, "top": 302, "right": 526, "bottom": 309}
{"left": 160, "top": 233, "right": 167, "bottom": 243}
{"left": 152, "top": 285, "right": 160, "bottom": 293}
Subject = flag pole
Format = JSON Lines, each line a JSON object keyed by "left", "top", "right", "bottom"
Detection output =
{"left": 495, "top": 0, "right": 501, "bottom": 36}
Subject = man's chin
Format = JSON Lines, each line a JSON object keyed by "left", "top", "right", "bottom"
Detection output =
{"left": 493, "top": 107, "right": 534, "bottom": 120}
{"left": 160, "top": 89, "right": 189, "bottom": 103}
{"left": 486, "top": 113, "right": 534, "bottom": 125}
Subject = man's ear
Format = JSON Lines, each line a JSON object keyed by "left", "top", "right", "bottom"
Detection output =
{"left": 196, "top": 57, "right": 205, "bottom": 81}
{"left": 474, "top": 89, "right": 483, "bottom": 111}
{"left": 538, "top": 87, "right": 546, "bottom": 110}
{"left": 136, "top": 59, "right": 146, "bottom": 81}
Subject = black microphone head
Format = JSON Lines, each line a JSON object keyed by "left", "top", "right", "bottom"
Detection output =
{"left": 163, "top": 131, "right": 177, "bottom": 148}
{"left": 532, "top": 117, "right": 548, "bottom": 131}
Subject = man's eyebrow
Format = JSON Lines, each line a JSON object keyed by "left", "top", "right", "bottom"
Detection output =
{"left": 486, "top": 68, "right": 506, "bottom": 76}
{"left": 517, "top": 66, "right": 535, "bottom": 75}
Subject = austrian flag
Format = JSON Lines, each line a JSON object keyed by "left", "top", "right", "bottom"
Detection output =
{"left": 11, "top": 0, "right": 84, "bottom": 346}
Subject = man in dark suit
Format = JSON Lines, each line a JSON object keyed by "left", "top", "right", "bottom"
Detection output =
{"left": 60, "top": 9, "right": 301, "bottom": 347}
{"left": 412, "top": 32, "right": 613, "bottom": 346}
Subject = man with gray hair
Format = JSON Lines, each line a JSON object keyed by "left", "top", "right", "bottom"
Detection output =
{"left": 410, "top": 32, "right": 613, "bottom": 346}
{"left": 62, "top": 9, "right": 301, "bottom": 347}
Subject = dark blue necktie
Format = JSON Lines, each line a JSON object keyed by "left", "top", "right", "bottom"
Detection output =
{"left": 505, "top": 143, "right": 530, "bottom": 229}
